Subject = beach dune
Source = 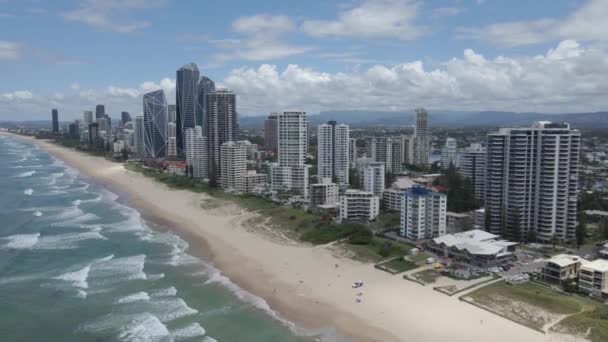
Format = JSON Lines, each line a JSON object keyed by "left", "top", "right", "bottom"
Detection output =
{"left": 8, "top": 133, "right": 583, "bottom": 342}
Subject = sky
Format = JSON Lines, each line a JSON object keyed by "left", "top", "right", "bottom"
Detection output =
{"left": 2, "top": 0, "right": 608, "bottom": 120}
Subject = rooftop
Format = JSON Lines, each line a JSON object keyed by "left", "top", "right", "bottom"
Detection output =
{"left": 431, "top": 229, "right": 517, "bottom": 256}
{"left": 546, "top": 254, "right": 586, "bottom": 268}
{"left": 582, "top": 259, "right": 608, "bottom": 273}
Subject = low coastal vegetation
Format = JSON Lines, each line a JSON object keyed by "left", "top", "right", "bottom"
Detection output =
{"left": 464, "top": 281, "right": 608, "bottom": 341}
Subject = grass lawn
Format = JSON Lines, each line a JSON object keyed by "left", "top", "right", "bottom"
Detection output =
{"left": 413, "top": 269, "right": 442, "bottom": 284}
{"left": 376, "top": 257, "right": 419, "bottom": 274}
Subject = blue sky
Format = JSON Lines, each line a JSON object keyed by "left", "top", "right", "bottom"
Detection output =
{"left": 2, "top": 0, "right": 608, "bottom": 120}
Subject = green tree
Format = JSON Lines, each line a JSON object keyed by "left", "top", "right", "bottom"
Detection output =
{"left": 576, "top": 213, "right": 587, "bottom": 246}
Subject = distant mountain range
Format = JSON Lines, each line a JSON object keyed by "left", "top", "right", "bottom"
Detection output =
{"left": 239, "top": 110, "right": 608, "bottom": 129}
{"left": 5, "top": 111, "right": 608, "bottom": 131}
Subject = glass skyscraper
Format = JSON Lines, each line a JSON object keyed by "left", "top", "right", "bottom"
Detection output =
{"left": 196, "top": 76, "right": 215, "bottom": 128}
{"left": 176, "top": 63, "right": 199, "bottom": 154}
{"left": 143, "top": 90, "right": 168, "bottom": 158}
{"left": 205, "top": 90, "right": 237, "bottom": 178}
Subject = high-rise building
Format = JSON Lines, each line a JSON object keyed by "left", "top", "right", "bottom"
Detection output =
{"left": 167, "top": 122, "right": 177, "bottom": 158}
{"left": 413, "top": 108, "right": 430, "bottom": 165}
{"left": 390, "top": 138, "right": 404, "bottom": 174}
{"left": 134, "top": 116, "right": 145, "bottom": 158}
{"left": 143, "top": 90, "right": 168, "bottom": 158}
{"left": 317, "top": 122, "right": 350, "bottom": 185}
{"left": 121, "top": 111, "right": 132, "bottom": 125}
{"left": 264, "top": 113, "right": 279, "bottom": 152}
{"left": 68, "top": 122, "right": 78, "bottom": 137}
{"left": 51, "top": 109, "right": 59, "bottom": 133}
{"left": 367, "top": 137, "right": 394, "bottom": 172}
{"left": 349, "top": 138, "right": 357, "bottom": 165}
{"left": 205, "top": 89, "right": 237, "bottom": 178}
{"left": 95, "top": 104, "right": 105, "bottom": 121}
{"left": 185, "top": 126, "right": 207, "bottom": 179}
{"left": 176, "top": 63, "right": 200, "bottom": 154}
{"left": 98, "top": 116, "right": 109, "bottom": 133}
{"left": 459, "top": 143, "right": 487, "bottom": 202}
{"left": 220, "top": 141, "right": 247, "bottom": 192}
{"left": 270, "top": 111, "right": 310, "bottom": 198}
{"left": 441, "top": 137, "right": 457, "bottom": 168}
{"left": 196, "top": 76, "right": 215, "bottom": 127}
{"left": 168, "top": 105, "right": 176, "bottom": 123}
{"left": 339, "top": 190, "right": 380, "bottom": 222}
{"left": 88, "top": 123, "right": 99, "bottom": 144}
{"left": 400, "top": 186, "right": 447, "bottom": 240}
{"left": 83, "top": 111, "right": 93, "bottom": 125}
{"left": 362, "top": 161, "right": 385, "bottom": 196}
{"left": 485, "top": 122, "right": 580, "bottom": 243}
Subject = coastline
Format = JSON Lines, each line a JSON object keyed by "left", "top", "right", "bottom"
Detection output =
{"left": 4, "top": 132, "right": 580, "bottom": 342}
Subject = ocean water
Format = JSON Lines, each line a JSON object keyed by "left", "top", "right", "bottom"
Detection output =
{"left": 0, "top": 135, "right": 321, "bottom": 342}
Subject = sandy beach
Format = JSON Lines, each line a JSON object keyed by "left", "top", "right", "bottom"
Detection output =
{"left": 6, "top": 133, "right": 585, "bottom": 342}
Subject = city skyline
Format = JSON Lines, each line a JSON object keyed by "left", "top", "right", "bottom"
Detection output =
{"left": 3, "top": 0, "right": 608, "bottom": 120}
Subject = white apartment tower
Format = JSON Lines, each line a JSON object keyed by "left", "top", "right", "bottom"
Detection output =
{"left": 400, "top": 186, "right": 447, "bottom": 240}
{"left": 220, "top": 141, "right": 247, "bottom": 192}
{"left": 485, "top": 122, "right": 580, "bottom": 243}
{"left": 339, "top": 190, "right": 380, "bottom": 222}
{"left": 185, "top": 126, "right": 207, "bottom": 179}
{"left": 362, "top": 161, "right": 385, "bottom": 196}
{"left": 272, "top": 111, "right": 310, "bottom": 198}
{"left": 413, "top": 108, "right": 430, "bottom": 165}
{"left": 441, "top": 137, "right": 457, "bottom": 168}
{"left": 459, "top": 143, "right": 487, "bottom": 202}
{"left": 317, "top": 121, "right": 350, "bottom": 185}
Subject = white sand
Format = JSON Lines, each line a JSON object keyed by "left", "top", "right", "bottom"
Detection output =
{"left": 9, "top": 133, "right": 584, "bottom": 342}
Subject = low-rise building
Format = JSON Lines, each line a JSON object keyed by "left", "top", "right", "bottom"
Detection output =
{"left": 473, "top": 208, "right": 485, "bottom": 229}
{"left": 541, "top": 254, "right": 586, "bottom": 286}
{"left": 446, "top": 212, "right": 472, "bottom": 234}
{"left": 426, "top": 229, "right": 517, "bottom": 268}
{"left": 578, "top": 259, "right": 608, "bottom": 298}
{"left": 245, "top": 171, "right": 267, "bottom": 193}
{"left": 310, "top": 178, "right": 339, "bottom": 207}
{"left": 383, "top": 188, "right": 404, "bottom": 211}
{"left": 339, "top": 190, "right": 379, "bottom": 222}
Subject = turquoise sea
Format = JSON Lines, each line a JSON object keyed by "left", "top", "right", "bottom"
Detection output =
{"left": 0, "top": 135, "right": 323, "bottom": 342}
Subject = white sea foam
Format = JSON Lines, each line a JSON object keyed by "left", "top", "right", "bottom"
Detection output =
{"left": 54, "top": 265, "right": 91, "bottom": 289}
{"left": 147, "top": 273, "right": 165, "bottom": 281}
{"left": 92, "top": 254, "right": 147, "bottom": 283}
{"left": 1, "top": 233, "right": 40, "bottom": 249}
{"left": 35, "top": 231, "right": 107, "bottom": 250}
{"left": 76, "top": 290, "right": 88, "bottom": 299}
{"left": 150, "top": 286, "right": 177, "bottom": 297}
{"left": 117, "top": 313, "right": 171, "bottom": 342}
{"left": 151, "top": 297, "right": 198, "bottom": 322}
{"left": 72, "top": 199, "right": 81, "bottom": 206}
{"left": 33, "top": 211, "right": 43, "bottom": 217}
{"left": 203, "top": 337, "right": 218, "bottom": 342}
{"left": 171, "top": 322, "right": 206, "bottom": 340}
{"left": 24, "top": 188, "right": 34, "bottom": 195}
{"left": 116, "top": 291, "right": 151, "bottom": 304}
{"left": 15, "top": 170, "right": 36, "bottom": 178}
{"left": 46, "top": 172, "right": 64, "bottom": 185}
{"left": 204, "top": 264, "right": 298, "bottom": 333}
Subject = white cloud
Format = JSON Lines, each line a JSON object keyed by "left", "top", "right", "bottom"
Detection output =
{"left": 2, "top": 90, "right": 33, "bottom": 101}
{"left": 222, "top": 40, "right": 608, "bottom": 114}
{"left": 459, "top": 0, "right": 608, "bottom": 46}
{"left": 63, "top": 0, "right": 166, "bottom": 33}
{"left": 211, "top": 14, "right": 313, "bottom": 62}
{"left": 0, "top": 40, "right": 22, "bottom": 60}
{"left": 107, "top": 86, "right": 139, "bottom": 98}
{"left": 301, "top": 0, "right": 425, "bottom": 39}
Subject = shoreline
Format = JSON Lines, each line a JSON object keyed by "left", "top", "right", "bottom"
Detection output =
{"left": 5, "top": 132, "right": 578, "bottom": 342}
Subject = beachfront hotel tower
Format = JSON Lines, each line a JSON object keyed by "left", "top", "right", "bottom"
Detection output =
{"left": 176, "top": 63, "right": 200, "bottom": 154}
{"left": 400, "top": 186, "right": 447, "bottom": 240}
{"left": 264, "top": 113, "right": 279, "bottom": 152}
{"left": 196, "top": 76, "right": 215, "bottom": 127}
{"left": 220, "top": 141, "right": 247, "bottom": 192}
{"left": 205, "top": 89, "right": 238, "bottom": 179}
{"left": 51, "top": 109, "right": 59, "bottom": 133}
{"left": 484, "top": 122, "right": 580, "bottom": 243}
{"left": 413, "top": 108, "right": 430, "bottom": 165}
{"left": 134, "top": 116, "right": 145, "bottom": 158}
{"left": 459, "top": 143, "right": 487, "bottom": 202}
{"left": 142, "top": 90, "right": 168, "bottom": 158}
{"left": 185, "top": 126, "right": 207, "bottom": 179}
{"left": 270, "top": 111, "right": 310, "bottom": 198}
{"left": 317, "top": 121, "right": 350, "bottom": 185}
